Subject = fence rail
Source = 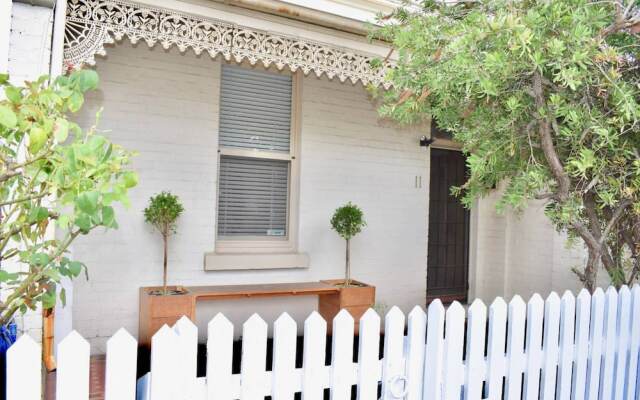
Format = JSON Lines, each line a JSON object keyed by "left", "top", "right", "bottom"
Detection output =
{"left": 6, "top": 285, "right": 640, "bottom": 400}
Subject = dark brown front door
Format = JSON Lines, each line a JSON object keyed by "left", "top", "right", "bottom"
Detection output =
{"left": 427, "top": 149, "right": 470, "bottom": 304}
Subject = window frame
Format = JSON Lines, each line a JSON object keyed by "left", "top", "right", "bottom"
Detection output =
{"left": 214, "top": 65, "right": 302, "bottom": 255}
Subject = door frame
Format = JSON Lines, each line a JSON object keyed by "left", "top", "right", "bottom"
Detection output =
{"left": 427, "top": 139, "right": 479, "bottom": 303}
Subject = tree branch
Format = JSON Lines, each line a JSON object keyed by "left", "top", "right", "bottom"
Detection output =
{"left": 583, "top": 191, "right": 617, "bottom": 273}
{"left": 0, "top": 192, "right": 48, "bottom": 207}
{"left": 601, "top": 198, "right": 633, "bottom": 243}
{"left": 532, "top": 71, "right": 572, "bottom": 200}
{"left": 0, "top": 170, "right": 21, "bottom": 183}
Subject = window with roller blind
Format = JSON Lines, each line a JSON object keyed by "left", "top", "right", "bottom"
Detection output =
{"left": 215, "top": 64, "right": 300, "bottom": 252}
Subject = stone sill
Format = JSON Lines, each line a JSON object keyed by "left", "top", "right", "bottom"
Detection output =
{"left": 204, "top": 252, "right": 310, "bottom": 271}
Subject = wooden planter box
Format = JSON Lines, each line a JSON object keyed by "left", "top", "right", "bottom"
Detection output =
{"left": 138, "top": 286, "right": 194, "bottom": 347}
{"left": 318, "top": 279, "right": 375, "bottom": 334}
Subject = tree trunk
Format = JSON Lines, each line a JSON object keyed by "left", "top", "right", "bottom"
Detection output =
{"left": 345, "top": 238, "right": 351, "bottom": 287}
{"left": 584, "top": 250, "right": 598, "bottom": 293}
{"left": 163, "top": 233, "right": 168, "bottom": 295}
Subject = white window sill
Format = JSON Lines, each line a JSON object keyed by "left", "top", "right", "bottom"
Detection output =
{"left": 204, "top": 252, "right": 310, "bottom": 271}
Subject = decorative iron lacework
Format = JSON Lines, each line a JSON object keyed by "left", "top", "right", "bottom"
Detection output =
{"left": 63, "top": 0, "right": 393, "bottom": 88}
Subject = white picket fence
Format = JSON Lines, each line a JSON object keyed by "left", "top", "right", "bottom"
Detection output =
{"left": 6, "top": 285, "right": 640, "bottom": 400}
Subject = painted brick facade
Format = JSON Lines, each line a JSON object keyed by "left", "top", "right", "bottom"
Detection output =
{"left": 72, "top": 41, "right": 428, "bottom": 351}
{"left": 8, "top": 4, "right": 52, "bottom": 85}
{"left": 4, "top": 2, "right": 593, "bottom": 353}
{"left": 71, "top": 41, "right": 591, "bottom": 352}
{"left": 2, "top": 3, "right": 54, "bottom": 343}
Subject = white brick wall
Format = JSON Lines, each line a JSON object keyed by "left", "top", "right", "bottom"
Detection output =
{"left": 2, "top": 2, "right": 54, "bottom": 343}
{"left": 472, "top": 196, "right": 587, "bottom": 302}
{"left": 67, "top": 42, "right": 596, "bottom": 352}
{"left": 1, "top": 0, "right": 593, "bottom": 355}
{"left": 8, "top": 3, "right": 52, "bottom": 85}
{"left": 72, "top": 41, "right": 427, "bottom": 352}
{"left": 0, "top": 1, "right": 11, "bottom": 74}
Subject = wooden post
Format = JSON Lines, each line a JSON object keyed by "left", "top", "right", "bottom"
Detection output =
{"left": 42, "top": 308, "right": 56, "bottom": 371}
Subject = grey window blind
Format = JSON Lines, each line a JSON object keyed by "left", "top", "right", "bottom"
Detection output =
{"left": 217, "top": 156, "right": 289, "bottom": 237}
{"left": 219, "top": 65, "right": 292, "bottom": 152}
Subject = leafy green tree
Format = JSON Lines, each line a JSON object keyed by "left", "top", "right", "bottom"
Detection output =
{"left": 0, "top": 71, "right": 137, "bottom": 326}
{"left": 375, "top": 0, "right": 640, "bottom": 291}
{"left": 331, "top": 202, "right": 366, "bottom": 286}
{"left": 143, "top": 192, "right": 184, "bottom": 295}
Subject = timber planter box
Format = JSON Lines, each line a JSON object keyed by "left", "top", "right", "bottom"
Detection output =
{"left": 139, "top": 286, "right": 194, "bottom": 347}
{"left": 318, "top": 279, "right": 375, "bottom": 333}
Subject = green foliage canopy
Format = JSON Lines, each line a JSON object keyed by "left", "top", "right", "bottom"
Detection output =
{"left": 331, "top": 202, "right": 366, "bottom": 241}
{"left": 0, "top": 71, "right": 137, "bottom": 325}
{"left": 143, "top": 191, "right": 184, "bottom": 237}
{"left": 375, "top": 0, "right": 640, "bottom": 290}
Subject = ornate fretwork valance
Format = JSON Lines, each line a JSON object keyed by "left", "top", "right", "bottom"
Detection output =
{"left": 63, "top": 0, "right": 393, "bottom": 88}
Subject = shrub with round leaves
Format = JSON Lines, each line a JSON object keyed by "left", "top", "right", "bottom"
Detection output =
{"left": 0, "top": 70, "right": 137, "bottom": 326}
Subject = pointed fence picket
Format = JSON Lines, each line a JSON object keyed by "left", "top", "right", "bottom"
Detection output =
{"left": 5, "top": 285, "right": 640, "bottom": 400}
{"left": 556, "top": 291, "right": 575, "bottom": 400}
{"left": 442, "top": 302, "right": 464, "bottom": 400}
{"left": 6, "top": 335, "right": 40, "bottom": 400}
{"left": 207, "top": 313, "right": 233, "bottom": 400}
{"left": 572, "top": 289, "right": 591, "bottom": 400}
{"left": 357, "top": 309, "right": 381, "bottom": 400}
{"left": 241, "top": 314, "right": 268, "bottom": 400}
{"left": 600, "top": 287, "right": 619, "bottom": 400}
{"left": 628, "top": 286, "right": 640, "bottom": 400}
{"left": 331, "top": 310, "right": 355, "bottom": 400}
{"left": 301, "top": 311, "right": 327, "bottom": 400}
{"left": 381, "top": 306, "right": 405, "bottom": 400}
{"left": 273, "top": 313, "right": 297, "bottom": 400}
{"left": 505, "top": 295, "right": 526, "bottom": 400}
{"left": 485, "top": 297, "right": 507, "bottom": 400}
{"left": 587, "top": 288, "right": 606, "bottom": 400}
{"left": 464, "top": 299, "right": 486, "bottom": 400}
{"left": 105, "top": 328, "right": 138, "bottom": 400}
{"left": 56, "top": 330, "right": 90, "bottom": 400}
{"left": 422, "top": 299, "right": 445, "bottom": 400}
{"left": 405, "top": 306, "right": 426, "bottom": 400}
{"left": 524, "top": 294, "right": 544, "bottom": 400}
{"left": 541, "top": 292, "right": 560, "bottom": 400}
{"left": 614, "top": 286, "right": 632, "bottom": 400}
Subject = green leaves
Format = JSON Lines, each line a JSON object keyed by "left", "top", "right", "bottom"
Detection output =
{"left": 0, "top": 70, "right": 136, "bottom": 325}
{"left": 71, "top": 69, "right": 99, "bottom": 92}
{"left": 379, "top": 0, "right": 640, "bottom": 288}
{"left": 54, "top": 118, "right": 69, "bottom": 142}
{"left": 4, "top": 86, "right": 22, "bottom": 104}
{"left": 77, "top": 191, "right": 100, "bottom": 214}
{"left": 330, "top": 202, "right": 366, "bottom": 241}
{"left": 568, "top": 149, "right": 596, "bottom": 177}
{"left": 123, "top": 171, "right": 138, "bottom": 188}
{"left": 28, "top": 126, "right": 48, "bottom": 153}
{"left": 0, "top": 104, "right": 17, "bottom": 128}
{"left": 143, "top": 191, "right": 184, "bottom": 236}
{"left": 68, "top": 91, "right": 84, "bottom": 112}
{"left": 28, "top": 206, "right": 50, "bottom": 223}
{"left": 102, "top": 206, "right": 116, "bottom": 227}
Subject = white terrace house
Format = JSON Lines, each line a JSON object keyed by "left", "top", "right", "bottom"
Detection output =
{"left": 2, "top": 0, "right": 587, "bottom": 352}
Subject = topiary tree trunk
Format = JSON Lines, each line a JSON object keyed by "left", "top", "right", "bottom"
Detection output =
{"left": 345, "top": 238, "right": 351, "bottom": 286}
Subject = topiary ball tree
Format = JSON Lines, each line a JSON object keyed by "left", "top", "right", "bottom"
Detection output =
{"left": 143, "top": 191, "right": 184, "bottom": 295}
{"left": 330, "top": 202, "right": 366, "bottom": 287}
